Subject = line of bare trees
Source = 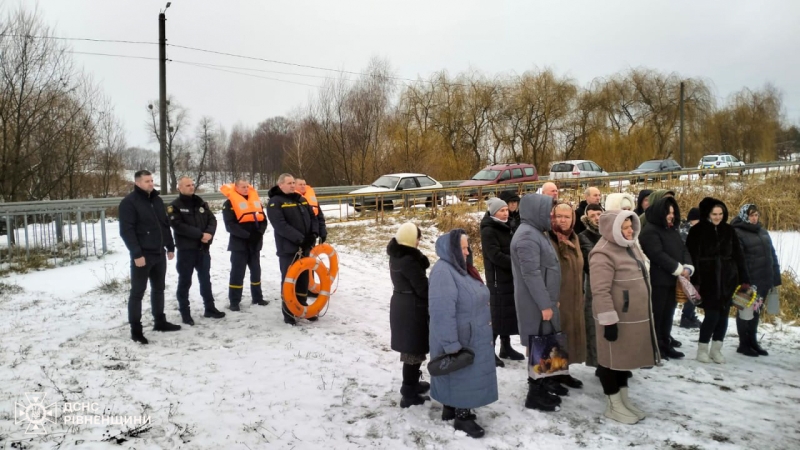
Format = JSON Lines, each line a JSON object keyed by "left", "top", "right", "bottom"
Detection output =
{"left": 3, "top": 4, "right": 798, "bottom": 201}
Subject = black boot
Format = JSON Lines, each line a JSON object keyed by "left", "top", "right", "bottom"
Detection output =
{"left": 282, "top": 302, "right": 297, "bottom": 326}
{"left": 180, "top": 310, "right": 194, "bottom": 326}
{"left": 416, "top": 370, "right": 430, "bottom": 394}
{"left": 749, "top": 315, "right": 768, "bottom": 356}
{"left": 442, "top": 405, "right": 476, "bottom": 421}
{"left": 498, "top": 336, "right": 525, "bottom": 360}
{"left": 399, "top": 384, "right": 429, "bottom": 408}
{"left": 203, "top": 305, "right": 226, "bottom": 319}
{"left": 669, "top": 336, "right": 683, "bottom": 348}
{"left": 229, "top": 286, "right": 242, "bottom": 311}
{"left": 252, "top": 299, "right": 269, "bottom": 306}
{"left": 298, "top": 297, "right": 318, "bottom": 322}
{"left": 554, "top": 374, "right": 583, "bottom": 389}
{"left": 454, "top": 409, "right": 485, "bottom": 438}
{"left": 736, "top": 317, "right": 759, "bottom": 356}
{"left": 130, "top": 323, "right": 148, "bottom": 344}
{"left": 659, "top": 343, "right": 685, "bottom": 360}
{"left": 542, "top": 378, "right": 569, "bottom": 396}
{"left": 153, "top": 314, "right": 181, "bottom": 332}
{"left": 680, "top": 315, "right": 701, "bottom": 329}
{"left": 525, "top": 379, "right": 560, "bottom": 411}
{"left": 495, "top": 354, "right": 505, "bottom": 367}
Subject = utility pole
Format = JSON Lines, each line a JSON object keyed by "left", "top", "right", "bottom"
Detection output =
{"left": 158, "top": 3, "right": 171, "bottom": 193}
{"left": 679, "top": 81, "right": 685, "bottom": 167}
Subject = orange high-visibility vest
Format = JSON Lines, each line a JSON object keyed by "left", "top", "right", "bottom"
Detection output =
{"left": 220, "top": 184, "right": 266, "bottom": 223}
{"left": 302, "top": 185, "right": 320, "bottom": 216}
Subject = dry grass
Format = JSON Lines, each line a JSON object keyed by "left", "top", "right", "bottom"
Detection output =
{"left": 433, "top": 203, "right": 485, "bottom": 271}
{"left": 761, "top": 269, "right": 800, "bottom": 323}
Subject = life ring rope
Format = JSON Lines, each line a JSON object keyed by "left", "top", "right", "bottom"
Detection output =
{"left": 307, "top": 243, "right": 339, "bottom": 295}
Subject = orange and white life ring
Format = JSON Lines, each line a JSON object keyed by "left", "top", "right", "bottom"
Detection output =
{"left": 283, "top": 257, "right": 331, "bottom": 318}
{"left": 307, "top": 243, "right": 339, "bottom": 294}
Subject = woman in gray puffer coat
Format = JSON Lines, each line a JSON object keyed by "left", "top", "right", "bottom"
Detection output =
{"left": 429, "top": 229, "right": 497, "bottom": 439}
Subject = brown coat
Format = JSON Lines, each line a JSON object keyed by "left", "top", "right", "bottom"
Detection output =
{"left": 549, "top": 231, "right": 586, "bottom": 364}
{"left": 589, "top": 210, "right": 659, "bottom": 370}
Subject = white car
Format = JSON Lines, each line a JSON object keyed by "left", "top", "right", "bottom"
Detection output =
{"left": 698, "top": 154, "right": 745, "bottom": 170}
{"left": 349, "top": 173, "right": 443, "bottom": 211}
{"left": 549, "top": 160, "right": 608, "bottom": 180}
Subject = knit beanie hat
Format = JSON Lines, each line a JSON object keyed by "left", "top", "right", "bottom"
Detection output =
{"left": 395, "top": 222, "right": 419, "bottom": 247}
{"left": 687, "top": 207, "right": 701, "bottom": 222}
{"left": 486, "top": 197, "right": 508, "bottom": 216}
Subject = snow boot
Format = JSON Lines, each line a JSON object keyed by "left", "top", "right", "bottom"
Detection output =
{"left": 696, "top": 342, "right": 711, "bottom": 363}
{"left": 749, "top": 318, "right": 768, "bottom": 356}
{"left": 153, "top": 314, "right": 181, "bottom": 332}
{"left": 399, "top": 384, "right": 428, "bottom": 408}
{"left": 619, "top": 387, "right": 646, "bottom": 420}
{"left": 130, "top": 323, "right": 148, "bottom": 345}
{"left": 604, "top": 393, "right": 639, "bottom": 424}
{"left": 494, "top": 354, "right": 505, "bottom": 367}
{"left": 553, "top": 374, "right": 583, "bottom": 389}
{"left": 252, "top": 299, "right": 269, "bottom": 306}
{"left": 737, "top": 345, "right": 759, "bottom": 357}
{"left": 228, "top": 303, "right": 241, "bottom": 312}
{"left": 669, "top": 337, "right": 683, "bottom": 348}
{"left": 709, "top": 340, "right": 726, "bottom": 364}
{"left": 498, "top": 336, "right": 525, "bottom": 360}
{"left": 525, "top": 379, "right": 560, "bottom": 411}
{"left": 660, "top": 344, "right": 685, "bottom": 360}
{"left": 454, "top": 409, "right": 485, "bottom": 438}
{"left": 680, "top": 315, "right": 701, "bottom": 329}
{"left": 282, "top": 303, "right": 297, "bottom": 325}
{"left": 180, "top": 310, "right": 194, "bottom": 326}
{"left": 416, "top": 371, "right": 430, "bottom": 394}
{"left": 203, "top": 305, "right": 226, "bottom": 319}
{"left": 543, "top": 378, "right": 569, "bottom": 396}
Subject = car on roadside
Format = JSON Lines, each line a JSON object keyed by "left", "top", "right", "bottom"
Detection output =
{"left": 630, "top": 159, "right": 683, "bottom": 182}
{"left": 349, "top": 173, "right": 442, "bottom": 211}
{"left": 459, "top": 163, "right": 539, "bottom": 188}
{"left": 698, "top": 153, "right": 746, "bottom": 176}
{"left": 549, "top": 160, "right": 608, "bottom": 180}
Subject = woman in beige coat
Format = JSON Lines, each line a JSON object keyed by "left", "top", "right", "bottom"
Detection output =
{"left": 548, "top": 202, "right": 585, "bottom": 390}
{"left": 589, "top": 210, "right": 659, "bottom": 425}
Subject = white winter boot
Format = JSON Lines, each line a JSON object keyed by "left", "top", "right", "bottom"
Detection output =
{"left": 709, "top": 340, "right": 726, "bottom": 364}
{"left": 696, "top": 342, "right": 711, "bottom": 363}
{"left": 604, "top": 393, "right": 639, "bottom": 424}
{"left": 619, "top": 387, "right": 646, "bottom": 420}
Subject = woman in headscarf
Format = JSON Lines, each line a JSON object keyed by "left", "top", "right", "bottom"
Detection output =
{"left": 548, "top": 202, "right": 585, "bottom": 389}
{"left": 429, "top": 229, "right": 498, "bottom": 439}
{"left": 730, "top": 203, "right": 781, "bottom": 357}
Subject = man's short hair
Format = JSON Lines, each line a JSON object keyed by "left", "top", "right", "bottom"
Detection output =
{"left": 584, "top": 187, "right": 597, "bottom": 197}
{"left": 235, "top": 179, "right": 249, "bottom": 186}
{"left": 178, "top": 176, "right": 193, "bottom": 184}
{"left": 586, "top": 203, "right": 604, "bottom": 213}
{"left": 277, "top": 173, "right": 294, "bottom": 184}
{"left": 295, "top": 178, "right": 306, "bottom": 183}
{"left": 134, "top": 170, "right": 152, "bottom": 179}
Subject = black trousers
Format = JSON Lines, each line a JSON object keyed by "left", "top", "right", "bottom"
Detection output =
{"left": 699, "top": 305, "right": 730, "bottom": 343}
{"left": 597, "top": 365, "right": 631, "bottom": 395}
{"left": 682, "top": 299, "right": 697, "bottom": 319}
{"left": 652, "top": 284, "right": 677, "bottom": 347}
{"left": 279, "top": 252, "right": 309, "bottom": 320}
{"left": 176, "top": 249, "right": 214, "bottom": 312}
{"left": 128, "top": 253, "right": 167, "bottom": 326}
{"left": 229, "top": 249, "right": 263, "bottom": 305}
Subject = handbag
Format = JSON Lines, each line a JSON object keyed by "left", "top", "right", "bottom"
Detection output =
{"left": 731, "top": 285, "right": 760, "bottom": 310}
{"left": 676, "top": 276, "right": 701, "bottom": 305}
{"left": 528, "top": 320, "right": 570, "bottom": 380}
{"left": 428, "top": 348, "right": 475, "bottom": 377}
{"left": 766, "top": 287, "right": 780, "bottom": 315}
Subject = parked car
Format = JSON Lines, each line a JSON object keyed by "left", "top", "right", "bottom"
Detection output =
{"left": 698, "top": 153, "right": 745, "bottom": 175}
{"left": 459, "top": 163, "right": 539, "bottom": 187}
{"left": 549, "top": 160, "right": 608, "bottom": 180}
{"left": 350, "top": 173, "right": 442, "bottom": 211}
{"left": 630, "top": 159, "right": 682, "bottom": 182}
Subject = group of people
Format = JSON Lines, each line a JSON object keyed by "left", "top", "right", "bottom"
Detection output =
{"left": 388, "top": 183, "right": 781, "bottom": 438}
{"left": 119, "top": 170, "right": 327, "bottom": 344}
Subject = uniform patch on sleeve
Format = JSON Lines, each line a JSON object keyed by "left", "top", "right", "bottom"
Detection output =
{"left": 167, "top": 205, "right": 174, "bottom": 213}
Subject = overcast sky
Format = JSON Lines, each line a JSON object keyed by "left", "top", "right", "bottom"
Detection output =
{"left": 28, "top": 0, "right": 800, "bottom": 151}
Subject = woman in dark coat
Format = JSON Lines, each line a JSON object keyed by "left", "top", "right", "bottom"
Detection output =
{"left": 639, "top": 196, "right": 694, "bottom": 360}
{"left": 481, "top": 198, "right": 523, "bottom": 368}
{"left": 499, "top": 190, "right": 521, "bottom": 232}
{"left": 731, "top": 204, "right": 781, "bottom": 357}
{"left": 579, "top": 203, "right": 604, "bottom": 369}
{"left": 686, "top": 198, "right": 749, "bottom": 364}
{"left": 388, "top": 222, "right": 431, "bottom": 408}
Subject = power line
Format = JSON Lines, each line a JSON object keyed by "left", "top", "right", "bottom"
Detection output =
{"left": 0, "top": 33, "right": 157, "bottom": 45}
{"left": 68, "top": 51, "right": 159, "bottom": 61}
{"left": 172, "top": 61, "right": 322, "bottom": 88}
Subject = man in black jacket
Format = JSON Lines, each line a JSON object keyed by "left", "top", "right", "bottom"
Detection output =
{"left": 221, "top": 179, "right": 269, "bottom": 311}
{"left": 573, "top": 187, "right": 601, "bottom": 235}
{"left": 266, "top": 173, "right": 319, "bottom": 325}
{"left": 119, "top": 170, "right": 180, "bottom": 344}
{"left": 169, "top": 177, "right": 226, "bottom": 325}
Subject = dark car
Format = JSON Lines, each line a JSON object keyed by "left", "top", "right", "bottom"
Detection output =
{"left": 630, "top": 159, "right": 682, "bottom": 181}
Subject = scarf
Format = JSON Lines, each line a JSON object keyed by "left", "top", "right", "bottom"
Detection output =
{"left": 551, "top": 206, "right": 576, "bottom": 248}
{"left": 467, "top": 264, "right": 484, "bottom": 284}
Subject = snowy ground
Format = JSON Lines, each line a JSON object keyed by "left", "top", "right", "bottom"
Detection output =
{"left": 0, "top": 214, "right": 799, "bottom": 449}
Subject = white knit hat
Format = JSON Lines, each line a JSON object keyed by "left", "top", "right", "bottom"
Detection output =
{"left": 395, "top": 222, "right": 419, "bottom": 247}
{"left": 486, "top": 197, "right": 508, "bottom": 216}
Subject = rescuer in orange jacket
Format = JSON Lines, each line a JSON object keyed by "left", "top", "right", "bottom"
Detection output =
{"left": 221, "top": 179, "right": 268, "bottom": 311}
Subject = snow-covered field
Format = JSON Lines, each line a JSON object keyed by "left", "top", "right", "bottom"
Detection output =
{"left": 1, "top": 214, "right": 799, "bottom": 449}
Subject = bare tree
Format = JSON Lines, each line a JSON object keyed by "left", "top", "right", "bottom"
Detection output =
{"left": 146, "top": 96, "right": 189, "bottom": 193}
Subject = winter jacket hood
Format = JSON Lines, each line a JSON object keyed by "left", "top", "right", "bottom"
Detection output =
{"left": 580, "top": 214, "right": 600, "bottom": 235}
{"left": 498, "top": 190, "right": 520, "bottom": 204}
{"left": 635, "top": 190, "right": 653, "bottom": 215}
{"left": 519, "top": 193, "right": 553, "bottom": 232}
{"left": 435, "top": 229, "right": 469, "bottom": 276}
{"left": 599, "top": 210, "right": 640, "bottom": 247}
{"left": 604, "top": 193, "right": 636, "bottom": 211}
{"left": 699, "top": 197, "right": 728, "bottom": 223}
{"left": 645, "top": 196, "right": 681, "bottom": 229}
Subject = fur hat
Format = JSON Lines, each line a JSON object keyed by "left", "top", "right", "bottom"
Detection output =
{"left": 486, "top": 197, "right": 508, "bottom": 216}
{"left": 498, "top": 190, "right": 521, "bottom": 204}
{"left": 395, "top": 222, "right": 419, "bottom": 247}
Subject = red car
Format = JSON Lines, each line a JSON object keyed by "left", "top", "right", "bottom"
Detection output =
{"left": 459, "top": 163, "right": 539, "bottom": 187}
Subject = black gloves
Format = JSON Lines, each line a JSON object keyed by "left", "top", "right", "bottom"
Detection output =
{"left": 604, "top": 324, "right": 619, "bottom": 342}
{"left": 301, "top": 233, "right": 318, "bottom": 250}
{"left": 318, "top": 234, "right": 327, "bottom": 245}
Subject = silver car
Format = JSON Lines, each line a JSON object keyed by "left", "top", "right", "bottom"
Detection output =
{"left": 549, "top": 160, "right": 608, "bottom": 179}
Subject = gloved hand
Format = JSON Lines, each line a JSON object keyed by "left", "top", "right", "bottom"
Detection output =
{"left": 318, "top": 234, "right": 327, "bottom": 245}
{"left": 301, "top": 233, "right": 317, "bottom": 250}
{"left": 604, "top": 324, "right": 619, "bottom": 342}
